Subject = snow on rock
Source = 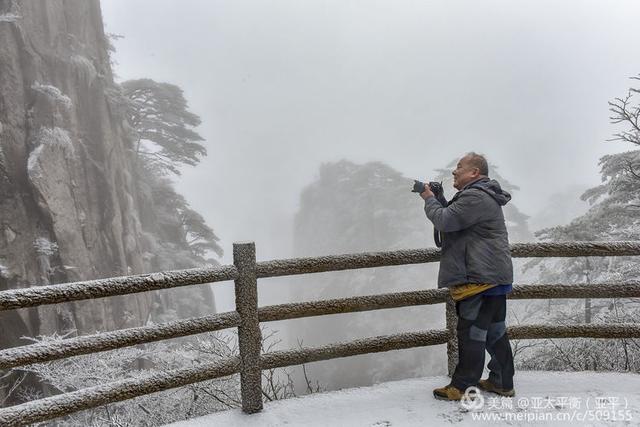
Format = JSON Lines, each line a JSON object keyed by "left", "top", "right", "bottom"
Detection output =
{"left": 27, "top": 127, "right": 75, "bottom": 179}
{"left": 31, "top": 81, "right": 72, "bottom": 109}
{"left": 0, "top": 263, "right": 9, "bottom": 278}
{"left": 0, "top": 13, "right": 21, "bottom": 22}
{"left": 4, "top": 227, "right": 16, "bottom": 243}
{"left": 70, "top": 55, "right": 97, "bottom": 82}
{"left": 167, "top": 371, "right": 640, "bottom": 427}
{"left": 26, "top": 145, "right": 45, "bottom": 178}
{"left": 33, "top": 237, "right": 58, "bottom": 256}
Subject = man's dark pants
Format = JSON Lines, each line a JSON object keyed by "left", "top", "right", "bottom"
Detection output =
{"left": 450, "top": 293, "right": 514, "bottom": 391}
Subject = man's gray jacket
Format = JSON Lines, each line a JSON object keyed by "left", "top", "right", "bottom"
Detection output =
{"left": 424, "top": 177, "right": 513, "bottom": 289}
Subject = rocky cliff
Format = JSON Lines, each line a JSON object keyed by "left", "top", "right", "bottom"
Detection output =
{"left": 0, "top": 0, "right": 156, "bottom": 345}
{"left": 289, "top": 160, "right": 444, "bottom": 391}
{"left": 289, "top": 160, "right": 533, "bottom": 391}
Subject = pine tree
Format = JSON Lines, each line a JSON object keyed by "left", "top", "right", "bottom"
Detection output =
{"left": 118, "top": 78, "right": 222, "bottom": 320}
{"left": 122, "top": 78, "right": 206, "bottom": 175}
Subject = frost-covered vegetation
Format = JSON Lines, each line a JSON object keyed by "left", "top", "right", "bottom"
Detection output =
{"left": 514, "top": 75, "right": 640, "bottom": 373}
{"left": 34, "top": 127, "right": 74, "bottom": 151}
{"left": 31, "top": 82, "right": 72, "bottom": 109}
{"left": 33, "top": 238, "right": 58, "bottom": 257}
{"left": 70, "top": 55, "right": 97, "bottom": 82}
{"left": 12, "top": 328, "right": 304, "bottom": 426}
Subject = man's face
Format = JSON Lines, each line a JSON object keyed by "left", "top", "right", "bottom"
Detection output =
{"left": 452, "top": 156, "right": 481, "bottom": 190}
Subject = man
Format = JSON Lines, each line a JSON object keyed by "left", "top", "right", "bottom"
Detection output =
{"left": 420, "top": 152, "right": 515, "bottom": 401}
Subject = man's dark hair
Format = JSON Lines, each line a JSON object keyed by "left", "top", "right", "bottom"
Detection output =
{"left": 466, "top": 152, "right": 489, "bottom": 176}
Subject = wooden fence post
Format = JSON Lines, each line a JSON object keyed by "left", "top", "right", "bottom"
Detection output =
{"left": 233, "top": 242, "right": 263, "bottom": 413}
{"left": 445, "top": 295, "right": 458, "bottom": 377}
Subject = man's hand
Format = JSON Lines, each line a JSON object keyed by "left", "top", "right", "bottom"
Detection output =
{"left": 420, "top": 183, "right": 434, "bottom": 200}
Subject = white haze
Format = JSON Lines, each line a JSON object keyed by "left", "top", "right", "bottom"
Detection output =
{"left": 102, "top": 0, "right": 640, "bottom": 312}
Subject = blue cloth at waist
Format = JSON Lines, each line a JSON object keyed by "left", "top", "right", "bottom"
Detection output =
{"left": 482, "top": 284, "right": 512, "bottom": 296}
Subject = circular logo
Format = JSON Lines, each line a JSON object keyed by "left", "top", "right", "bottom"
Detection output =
{"left": 460, "top": 386, "right": 485, "bottom": 411}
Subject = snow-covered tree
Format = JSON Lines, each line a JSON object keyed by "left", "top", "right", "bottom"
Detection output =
{"left": 517, "top": 75, "right": 640, "bottom": 372}
{"left": 13, "top": 327, "right": 304, "bottom": 426}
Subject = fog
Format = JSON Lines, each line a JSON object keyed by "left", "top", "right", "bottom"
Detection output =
{"left": 101, "top": 0, "right": 640, "bottom": 312}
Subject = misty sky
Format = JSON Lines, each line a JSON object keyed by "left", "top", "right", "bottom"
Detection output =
{"left": 101, "top": 0, "right": 640, "bottom": 264}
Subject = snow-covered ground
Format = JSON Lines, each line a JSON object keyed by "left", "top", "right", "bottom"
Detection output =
{"left": 167, "top": 371, "right": 640, "bottom": 426}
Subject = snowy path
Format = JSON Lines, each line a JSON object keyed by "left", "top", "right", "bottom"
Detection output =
{"left": 167, "top": 371, "right": 640, "bottom": 426}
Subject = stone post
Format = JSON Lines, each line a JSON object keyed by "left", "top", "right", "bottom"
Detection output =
{"left": 445, "top": 295, "right": 458, "bottom": 377}
{"left": 233, "top": 242, "right": 263, "bottom": 413}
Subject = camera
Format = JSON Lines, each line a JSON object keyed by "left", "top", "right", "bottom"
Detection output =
{"left": 413, "top": 180, "right": 447, "bottom": 248}
{"left": 411, "top": 180, "right": 443, "bottom": 197}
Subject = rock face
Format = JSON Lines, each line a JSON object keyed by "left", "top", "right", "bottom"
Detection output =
{"left": 0, "top": 0, "right": 152, "bottom": 342}
{"left": 289, "top": 160, "right": 445, "bottom": 391}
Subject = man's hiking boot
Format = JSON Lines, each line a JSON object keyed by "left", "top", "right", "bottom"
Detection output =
{"left": 477, "top": 379, "right": 515, "bottom": 397}
{"left": 433, "top": 384, "right": 465, "bottom": 401}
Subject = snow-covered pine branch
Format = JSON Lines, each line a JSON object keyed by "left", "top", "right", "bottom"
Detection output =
{"left": 31, "top": 81, "right": 72, "bottom": 109}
